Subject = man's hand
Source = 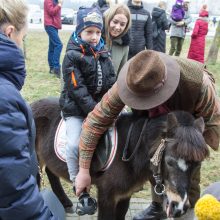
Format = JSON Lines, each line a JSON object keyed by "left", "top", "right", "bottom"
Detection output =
{"left": 75, "top": 168, "right": 91, "bottom": 197}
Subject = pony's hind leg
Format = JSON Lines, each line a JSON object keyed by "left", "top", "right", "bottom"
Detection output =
{"left": 45, "top": 167, "right": 74, "bottom": 213}
{"left": 115, "top": 198, "right": 130, "bottom": 220}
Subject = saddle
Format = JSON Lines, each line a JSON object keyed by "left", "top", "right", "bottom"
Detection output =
{"left": 54, "top": 119, "right": 118, "bottom": 171}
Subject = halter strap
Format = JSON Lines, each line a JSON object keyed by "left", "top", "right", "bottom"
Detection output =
{"left": 150, "top": 138, "right": 167, "bottom": 196}
{"left": 150, "top": 138, "right": 166, "bottom": 169}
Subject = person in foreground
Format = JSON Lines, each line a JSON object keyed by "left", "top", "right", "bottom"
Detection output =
{"left": 0, "top": 0, "right": 64, "bottom": 219}
{"left": 59, "top": 6, "right": 116, "bottom": 195}
{"left": 75, "top": 50, "right": 220, "bottom": 219}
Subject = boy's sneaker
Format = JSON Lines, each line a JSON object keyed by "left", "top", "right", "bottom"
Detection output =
{"left": 73, "top": 187, "right": 97, "bottom": 216}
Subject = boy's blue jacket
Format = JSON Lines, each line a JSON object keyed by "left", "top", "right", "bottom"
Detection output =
{"left": 0, "top": 32, "right": 57, "bottom": 220}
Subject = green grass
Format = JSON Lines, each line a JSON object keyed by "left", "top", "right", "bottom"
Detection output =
{"left": 23, "top": 31, "right": 220, "bottom": 198}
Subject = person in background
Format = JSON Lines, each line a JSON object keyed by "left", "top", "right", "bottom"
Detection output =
{"left": 127, "top": 0, "right": 153, "bottom": 59}
{"left": 188, "top": 5, "right": 209, "bottom": 63}
{"left": 170, "top": 0, "right": 185, "bottom": 22}
{"left": 75, "top": 50, "right": 220, "bottom": 220}
{"left": 0, "top": 0, "right": 64, "bottom": 219}
{"left": 59, "top": 6, "right": 116, "bottom": 197}
{"left": 92, "top": 0, "right": 110, "bottom": 14}
{"left": 44, "top": 0, "right": 63, "bottom": 78}
{"left": 151, "top": 1, "right": 169, "bottom": 53}
{"left": 103, "top": 4, "right": 131, "bottom": 75}
{"left": 212, "top": 16, "right": 217, "bottom": 27}
{"left": 169, "top": 0, "right": 192, "bottom": 56}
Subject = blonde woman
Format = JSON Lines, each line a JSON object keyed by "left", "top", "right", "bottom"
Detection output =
{"left": 0, "top": 0, "right": 64, "bottom": 219}
{"left": 104, "top": 4, "right": 131, "bottom": 75}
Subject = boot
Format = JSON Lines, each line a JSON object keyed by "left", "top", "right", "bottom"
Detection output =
{"left": 51, "top": 68, "right": 61, "bottom": 78}
{"left": 133, "top": 201, "right": 167, "bottom": 220}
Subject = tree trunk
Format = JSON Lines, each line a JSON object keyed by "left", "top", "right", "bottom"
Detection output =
{"left": 207, "top": 21, "right": 220, "bottom": 64}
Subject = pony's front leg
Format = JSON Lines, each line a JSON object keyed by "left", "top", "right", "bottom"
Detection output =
{"left": 115, "top": 197, "right": 130, "bottom": 220}
{"left": 97, "top": 196, "right": 117, "bottom": 220}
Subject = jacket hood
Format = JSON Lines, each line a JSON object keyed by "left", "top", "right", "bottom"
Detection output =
{"left": 199, "top": 10, "right": 209, "bottom": 17}
{"left": 0, "top": 32, "right": 26, "bottom": 90}
{"left": 66, "top": 32, "right": 106, "bottom": 56}
{"left": 127, "top": 0, "right": 143, "bottom": 9}
{"left": 152, "top": 7, "right": 165, "bottom": 18}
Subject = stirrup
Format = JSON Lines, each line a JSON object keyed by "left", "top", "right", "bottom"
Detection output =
{"left": 73, "top": 187, "right": 97, "bottom": 216}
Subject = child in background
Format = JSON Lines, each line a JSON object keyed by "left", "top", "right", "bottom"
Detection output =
{"left": 187, "top": 5, "right": 209, "bottom": 63}
{"left": 59, "top": 6, "right": 116, "bottom": 214}
{"left": 171, "top": 0, "right": 185, "bottom": 22}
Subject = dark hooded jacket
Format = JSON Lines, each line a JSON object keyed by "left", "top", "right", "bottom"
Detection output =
{"left": 92, "top": 0, "right": 109, "bottom": 14}
{"left": 59, "top": 33, "right": 116, "bottom": 118}
{"left": 0, "top": 32, "right": 57, "bottom": 219}
{"left": 151, "top": 6, "right": 169, "bottom": 52}
{"left": 127, "top": 0, "right": 153, "bottom": 59}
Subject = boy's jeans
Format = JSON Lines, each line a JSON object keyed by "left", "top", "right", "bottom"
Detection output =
{"left": 65, "top": 116, "right": 84, "bottom": 182}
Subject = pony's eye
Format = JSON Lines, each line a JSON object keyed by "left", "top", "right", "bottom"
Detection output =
{"left": 167, "top": 159, "right": 176, "bottom": 167}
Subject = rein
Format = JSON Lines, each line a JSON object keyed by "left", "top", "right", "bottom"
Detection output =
{"left": 122, "top": 118, "right": 149, "bottom": 162}
{"left": 150, "top": 138, "right": 167, "bottom": 196}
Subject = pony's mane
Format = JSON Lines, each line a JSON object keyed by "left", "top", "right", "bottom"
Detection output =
{"left": 171, "top": 118, "right": 209, "bottom": 162}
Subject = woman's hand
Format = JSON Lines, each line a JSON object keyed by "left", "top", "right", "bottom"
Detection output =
{"left": 75, "top": 167, "right": 91, "bottom": 197}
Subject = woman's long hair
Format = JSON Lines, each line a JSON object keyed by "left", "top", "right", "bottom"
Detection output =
{"left": 104, "top": 4, "right": 131, "bottom": 48}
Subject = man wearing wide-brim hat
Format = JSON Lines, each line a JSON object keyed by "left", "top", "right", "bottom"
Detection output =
{"left": 75, "top": 50, "right": 220, "bottom": 219}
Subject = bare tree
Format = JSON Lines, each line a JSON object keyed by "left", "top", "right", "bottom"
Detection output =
{"left": 206, "top": 21, "right": 220, "bottom": 65}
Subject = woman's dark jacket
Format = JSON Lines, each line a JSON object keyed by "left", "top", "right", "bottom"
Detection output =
{"left": 60, "top": 34, "right": 116, "bottom": 118}
{"left": 127, "top": 0, "right": 153, "bottom": 59}
{"left": 151, "top": 7, "right": 169, "bottom": 52}
{"left": 0, "top": 33, "right": 56, "bottom": 219}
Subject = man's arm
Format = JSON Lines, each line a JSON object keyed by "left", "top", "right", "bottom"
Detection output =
{"left": 79, "top": 83, "right": 125, "bottom": 169}
{"left": 75, "top": 83, "right": 124, "bottom": 196}
{"left": 195, "top": 71, "right": 220, "bottom": 150}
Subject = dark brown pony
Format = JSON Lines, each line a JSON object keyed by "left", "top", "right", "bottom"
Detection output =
{"left": 31, "top": 97, "right": 209, "bottom": 220}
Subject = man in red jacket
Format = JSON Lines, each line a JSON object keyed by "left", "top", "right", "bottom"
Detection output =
{"left": 44, "top": 0, "right": 63, "bottom": 78}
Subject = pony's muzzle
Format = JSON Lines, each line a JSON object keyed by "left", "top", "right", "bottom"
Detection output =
{"left": 167, "top": 201, "right": 189, "bottom": 218}
{"left": 165, "top": 190, "right": 190, "bottom": 218}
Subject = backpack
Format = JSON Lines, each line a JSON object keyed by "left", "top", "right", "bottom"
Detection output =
{"left": 152, "top": 20, "right": 159, "bottom": 38}
{"left": 171, "top": 5, "right": 184, "bottom": 21}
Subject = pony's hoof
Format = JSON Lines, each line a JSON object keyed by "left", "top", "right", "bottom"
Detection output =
{"left": 65, "top": 206, "right": 74, "bottom": 214}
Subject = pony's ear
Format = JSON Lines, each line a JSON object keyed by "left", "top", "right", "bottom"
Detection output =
{"left": 167, "top": 112, "right": 178, "bottom": 130}
{"left": 194, "top": 117, "right": 205, "bottom": 133}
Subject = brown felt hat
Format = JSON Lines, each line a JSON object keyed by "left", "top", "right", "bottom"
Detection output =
{"left": 117, "top": 50, "right": 180, "bottom": 110}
